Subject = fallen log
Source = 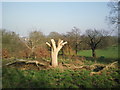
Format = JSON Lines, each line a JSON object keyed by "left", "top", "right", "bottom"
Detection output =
{"left": 5, "top": 59, "right": 27, "bottom": 66}
{"left": 90, "top": 61, "right": 118, "bottom": 75}
{"left": 5, "top": 59, "right": 46, "bottom": 69}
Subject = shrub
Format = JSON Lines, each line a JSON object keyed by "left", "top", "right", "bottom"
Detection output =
{"left": 18, "top": 49, "right": 30, "bottom": 59}
{"left": 34, "top": 46, "right": 49, "bottom": 58}
{"left": 63, "top": 45, "right": 75, "bottom": 56}
{"left": 2, "top": 48, "right": 10, "bottom": 58}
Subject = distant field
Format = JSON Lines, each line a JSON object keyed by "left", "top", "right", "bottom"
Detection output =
{"left": 78, "top": 45, "right": 118, "bottom": 59}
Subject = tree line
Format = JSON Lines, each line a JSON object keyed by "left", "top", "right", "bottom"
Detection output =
{"left": 1, "top": 27, "right": 118, "bottom": 59}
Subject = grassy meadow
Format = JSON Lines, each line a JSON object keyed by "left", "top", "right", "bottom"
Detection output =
{"left": 2, "top": 1, "right": 119, "bottom": 88}
{"left": 2, "top": 45, "right": 119, "bottom": 88}
{"left": 78, "top": 45, "right": 118, "bottom": 59}
{"left": 2, "top": 67, "right": 120, "bottom": 88}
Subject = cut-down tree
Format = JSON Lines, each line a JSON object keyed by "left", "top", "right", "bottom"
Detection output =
{"left": 46, "top": 39, "right": 67, "bottom": 67}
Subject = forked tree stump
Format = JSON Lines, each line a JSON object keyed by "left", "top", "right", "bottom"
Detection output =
{"left": 46, "top": 39, "right": 67, "bottom": 67}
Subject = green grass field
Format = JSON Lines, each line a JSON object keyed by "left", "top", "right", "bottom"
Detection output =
{"left": 2, "top": 67, "right": 120, "bottom": 88}
{"left": 78, "top": 45, "right": 118, "bottom": 59}
{"left": 2, "top": 45, "right": 119, "bottom": 88}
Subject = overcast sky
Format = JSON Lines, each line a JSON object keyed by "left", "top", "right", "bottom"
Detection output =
{"left": 1, "top": 2, "right": 111, "bottom": 36}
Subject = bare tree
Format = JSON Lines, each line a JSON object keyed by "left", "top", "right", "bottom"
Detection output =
{"left": 20, "top": 31, "right": 45, "bottom": 59}
{"left": 66, "top": 27, "right": 81, "bottom": 55}
{"left": 107, "top": 0, "right": 119, "bottom": 26}
{"left": 48, "top": 32, "right": 62, "bottom": 40}
{"left": 20, "top": 37, "right": 36, "bottom": 59}
{"left": 46, "top": 39, "right": 67, "bottom": 67}
{"left": 85, "top": 29, "right": 108, "bottom": 58}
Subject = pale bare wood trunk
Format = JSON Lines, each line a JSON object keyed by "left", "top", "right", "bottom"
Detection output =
{"left": 46, "top": 39, "right": 67, "bottom": 67}
{"left": 51, "top": 50, "right": 58, "bottom": 67}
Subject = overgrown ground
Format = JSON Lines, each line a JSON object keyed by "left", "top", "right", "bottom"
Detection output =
{"left": 2, "top": 67, "right": 120, "bottom": 88}
{"left": 2, "top": 46, "right": 119, "bottom": 88}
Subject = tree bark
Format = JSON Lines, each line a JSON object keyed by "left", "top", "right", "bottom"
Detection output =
{"left": 75, "top": 44, "right": 77, "bottom": 55}
{"left": 92, "top": 49, "right": 96, "bottom": 58}
{"left": 51, "top": 49, "right": 58, "bottom": 67}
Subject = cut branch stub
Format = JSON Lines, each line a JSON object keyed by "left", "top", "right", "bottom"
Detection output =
{"left": 46, "top": 42, "right": 51, "bottom": 47}
{"left": 51, "top": 39, "right": 56, "bottom": 51}
{"left": 46, "top": 39, "right": 67, "bottom": 67}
